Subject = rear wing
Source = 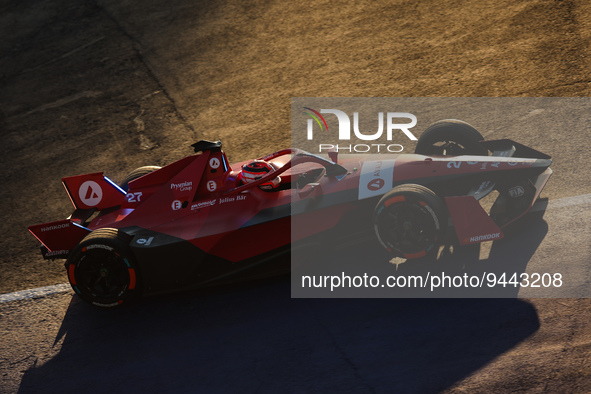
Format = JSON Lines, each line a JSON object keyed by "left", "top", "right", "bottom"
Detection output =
{"left": 62, "top": 172, "right": 126, "bottom": 210}
{"left": 28, "top": 172, "right": 125, "bottom": 259}
{"left": 28, "top": 219, "right": 91, "bottom": 259}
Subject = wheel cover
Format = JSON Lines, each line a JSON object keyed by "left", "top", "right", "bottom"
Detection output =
{"left": 75, "top": 249, "right": 130, "bottom": 302}
{"left": 376, "top": 201, "right": 439, "bottom": 256}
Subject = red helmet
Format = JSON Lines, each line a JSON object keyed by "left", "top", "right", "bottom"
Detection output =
{"left": 240, "top": 160, "right": 280, "bottom": 190}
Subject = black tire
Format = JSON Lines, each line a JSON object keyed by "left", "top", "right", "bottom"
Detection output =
{"left": 373, "top": 184, "right": 448, "bottom": 259}
{"left": 120, "top": 166, "right": 161, "bottom": 192}
{"left": 66, "top": 228, "right": 141, "bottom": 307}
{"left": 415, "top": 119, "right": 488, "bottom": 156}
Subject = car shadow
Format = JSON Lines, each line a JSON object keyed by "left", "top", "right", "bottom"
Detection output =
{"left": 18, "top": 210, "right": 547, "bottom": 393}
{"left": 17, "top": 282, "right": 540, "bottom": 393}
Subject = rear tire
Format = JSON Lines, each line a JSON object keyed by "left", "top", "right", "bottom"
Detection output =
{"left": 120, "top": 166, "right": 161, "bottom": 192}
{"left": 373, "top": 184, "right": 448, "bottom": 259}
{"left": 66, "top": 228, "right": 141, "bottom": 307}
{"left": 415, "top": 119, "right": 487, "bottom": 156}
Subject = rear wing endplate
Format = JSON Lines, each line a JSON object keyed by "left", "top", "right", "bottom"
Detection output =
{"left": 28, "top": 219, "right": 91, "bottom": 259}
{"left": 62, "top": 172, "right": 126, "bottom": 210}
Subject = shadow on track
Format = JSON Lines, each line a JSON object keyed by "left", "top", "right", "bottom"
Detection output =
{"left": 18, "top": 211, "right": 548, "bottom": 393}
{"left": 18, "top": 287, "right": 539, "bottom": 393}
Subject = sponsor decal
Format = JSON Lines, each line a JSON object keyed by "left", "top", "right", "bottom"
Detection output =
{"left": 422, "top": 204, "right": 440, "bottom": 231}
{"left": 209, "top": 158, "right": 220, "bottom": 169}
{"left": 85, "top": 244, "right": 114, "bottom": 251}
{"left": 508, "top": 185, "right": 525, "bottom": 198}
{"left": 304, "top": 107, "right": 417, "bottom": 153}
{"left": 171, "top": 200, "right": 182, "bottom": 210}
{"left": 171, "top": 181, "right": 193, "bottom": 192}
{"left": 207, "top": 180, "right": 217, "bottom": 192}
{"left": 448, "top": 161, "right": 502, "bottom": 170}
{"left": 191, "top": 199, "right": 217, "bottom": 211}
{"left": 446, "top": 157, "right": 536, "bottom": 170}
{"left": 367, "top": 178, "right": 385, "bottom": 191}
{"left": 358, "top": 160, "right": 396, "bottom": 200}
{"left": 79, "top": 180, "right": 103, "bottom": 206}
{"left": 45, "top": 249, "right": 69, "bottom": 257}
{"left": 473, "top": 181, "right": 492, "bottom": 196}
{"left": 41, "top": 223, "right": 70, "bottom": 232}
{"left": 135, "top": 237, "right": 154, "bottom": 246}
{"left": 92, "top": 301, "right": 120, "bottom": 307}
{"left": 219, "top": 195, "right": 247, "bottom": 205}
{"left": 468, "top": 232, "right": 502, "bottom": 243}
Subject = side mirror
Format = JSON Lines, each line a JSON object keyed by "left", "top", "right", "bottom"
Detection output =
{"left": 328, "top": 149, "right": 338, "bottom": 163}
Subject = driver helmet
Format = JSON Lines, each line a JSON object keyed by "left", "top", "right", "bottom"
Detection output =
{"left": 240, "top": 160, "right": 280, "bottom": 190}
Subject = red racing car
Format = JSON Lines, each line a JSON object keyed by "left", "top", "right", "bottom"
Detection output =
{"left": 29, "top": 120, "right": 552, "bottom": 307}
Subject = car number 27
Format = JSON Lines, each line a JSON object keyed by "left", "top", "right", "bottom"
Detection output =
{"left": 126, "top": 192, "right": 143, "bottom": 203}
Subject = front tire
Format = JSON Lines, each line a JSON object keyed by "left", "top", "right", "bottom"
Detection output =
{"left": 373, "top": 184, "right": 448, "bottom": 259}
{"left": 66, "top": 228, "right": 141, "bottom": 307}
{"left": 415, "top": 119, "right": 488, "bottom": 156}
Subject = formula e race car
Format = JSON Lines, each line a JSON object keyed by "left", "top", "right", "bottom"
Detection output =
{"left": 29, "top": 120, "right": 552, "bottom": 307}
